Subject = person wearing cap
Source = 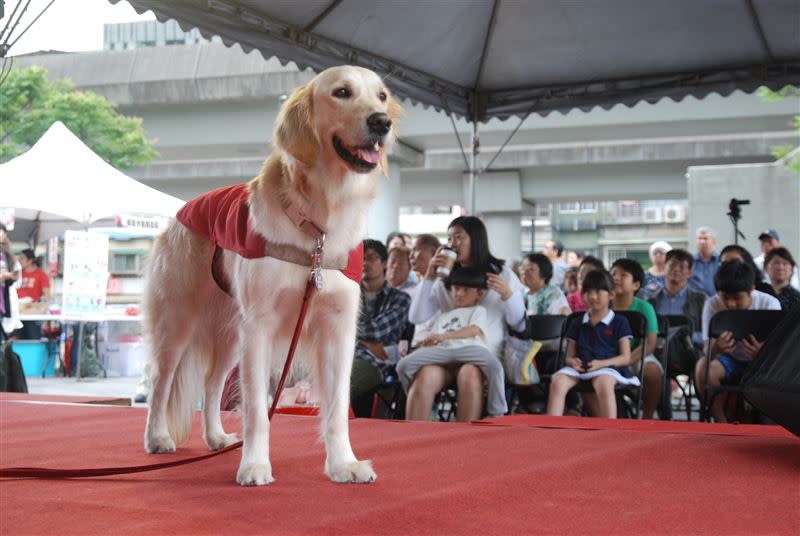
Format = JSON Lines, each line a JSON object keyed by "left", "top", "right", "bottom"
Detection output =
{"left": 755, "top": 229, "right": 799, "bottom": 289}
{"left": 642, "top": 241, "right": 672, "bottom": 300}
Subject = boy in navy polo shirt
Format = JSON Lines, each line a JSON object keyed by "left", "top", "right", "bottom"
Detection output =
{"left": 547, "top": 269, "right": 636, "bottom": 419}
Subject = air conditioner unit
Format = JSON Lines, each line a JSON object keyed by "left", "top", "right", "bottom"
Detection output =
{"left": 664, "top": 205, "right": 687, "bottom": 223}
{"left": 642, "top": 206, "right": 663, "bottom": 223}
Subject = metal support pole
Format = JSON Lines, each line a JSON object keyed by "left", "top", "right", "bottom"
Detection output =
{"left": 469, "top": 120, "right": 479, "bottom": 215}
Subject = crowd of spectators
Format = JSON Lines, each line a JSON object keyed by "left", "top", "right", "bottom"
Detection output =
{"left": 353, "top": 220, "right": 799, "bottom": 424}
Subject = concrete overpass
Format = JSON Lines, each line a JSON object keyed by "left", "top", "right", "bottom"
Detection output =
{"left": 16, "top": 42, "right": 799, "bottom": 258}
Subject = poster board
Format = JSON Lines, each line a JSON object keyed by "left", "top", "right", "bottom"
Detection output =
{"left": 62, "top": 230, "right": 109, "bottom": 315}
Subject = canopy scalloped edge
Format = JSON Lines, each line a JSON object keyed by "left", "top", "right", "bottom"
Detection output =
{"left": 116, "top": 0, "right": 800, "bottom": 123}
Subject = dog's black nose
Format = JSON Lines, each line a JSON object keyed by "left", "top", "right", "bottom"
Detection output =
{"left": 367, "top": 113, "right": 392, "bottom": 136}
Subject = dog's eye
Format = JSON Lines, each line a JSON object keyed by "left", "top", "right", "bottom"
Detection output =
{"left": 333, "top": 87, "right": 351, "bottom": 99}
{"left": 378, "top": 91, "right": 387, "bottom": 102}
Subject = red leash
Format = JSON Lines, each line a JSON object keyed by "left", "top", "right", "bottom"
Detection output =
{"left": 1, "top": 260, "right": 322, "bottom": 479}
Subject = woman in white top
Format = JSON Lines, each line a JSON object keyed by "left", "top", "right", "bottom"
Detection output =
{"left": 406, "top": 216, "right": 526, "bottom": 420}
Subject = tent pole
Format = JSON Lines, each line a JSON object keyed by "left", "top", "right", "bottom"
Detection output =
{"left": 469, "top": 120, "right": 479, "bottom": 215}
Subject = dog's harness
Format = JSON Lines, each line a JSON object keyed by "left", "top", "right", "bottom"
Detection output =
{"left": 0, "top": 184, "right": 364, "bottom": 480}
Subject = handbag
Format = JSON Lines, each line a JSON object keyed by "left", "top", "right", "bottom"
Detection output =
{"left": 503, "top": 336, "right": 542, "bottom": 385}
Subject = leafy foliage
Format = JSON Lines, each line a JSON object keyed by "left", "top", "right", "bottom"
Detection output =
{"left": 757, "top": 85, "right": 800, "bottom": 176}
{"left": 0, "top": 66, "right": 157, "bottom": 169}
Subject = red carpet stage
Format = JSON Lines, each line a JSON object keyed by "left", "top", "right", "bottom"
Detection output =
{"left": 1, "top": 398, "right": 798, "bottom": 535}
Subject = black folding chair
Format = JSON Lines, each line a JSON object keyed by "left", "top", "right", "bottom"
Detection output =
{"left": 654, "top": 314, "right": 672, "bottom": 420}
{"left": 700, "top": 309, "right": 785, "bottom": 422}
{"left": 506, "top": 314, "right": 568, "bottom": 413}
{"left": 555, "top": 310, "right": 648, "bottom": 419}
{"left": 661, "top": 314, "right": 698, "bottom": 421}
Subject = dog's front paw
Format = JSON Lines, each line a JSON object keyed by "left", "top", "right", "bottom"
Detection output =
{"left": 326, "top": 460, "right": 377, "bottom": 484}
{"left": 236, "top": 464, "right": 274, "bottom": 486}
{"left": 204, "top": 432, "right": 239, "bottom": 451}
{"left": 144, "top": 434, "right": 176, "bottom": 454}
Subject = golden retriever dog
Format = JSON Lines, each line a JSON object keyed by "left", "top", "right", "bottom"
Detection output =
{"left": 143, "top": 66, "right": 402, "bottom": 486}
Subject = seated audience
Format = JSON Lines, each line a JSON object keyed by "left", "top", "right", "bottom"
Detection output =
{"left": 719, "top": 244, "right": 774, "bottom": 296}
{"left": 397, "top": 266, "right": 507, "bottom": 420}
{"left": 507, "top": 253, "right": 572, "bottom": 411}
{"left": 521, "top": 253, "right": 571, "bottom": 316}
{"left": 694, "top": 260, "right": 781, "bottom": 423}
{"left": 14, "top": 249, "right": 51, "bottom": 340}
{"left": 350, "top": 239, "right": 411, "bottom": 417}
{"left": 647, "top": 249, "right": 706, "bottom": 346}
{"left": 408, "top": 234, "right": 442, "bottom": 346}
{"left": 642, "top": 241, "right": 671, "bottom": 299}
{"left": 386, "top": 230, "right": 413, "bottom": 250}
{"left": 755, "top": 229, "right": 799, "bottom": 288}
{"left": 546, "top": 269, "right": 634, "bottom": 419}
{"left": 689, "top": 227, "right": 719, "bottom": 297}
{"left": 608, "top": 258, "right": 660, "bottom": 419}
{"left": 764, "top": 247, "right": 800, "bottom": 311}
{"left": 405, "top": 216, "right": 526, "bottom": 421}
{"left": 410, "top": 234, "right": 441, "bottom": 284}
{"left": 386, "top": 246, "right": 416, "bottom": 295}
{"left": 566, "top": 248, "right": 585, "bottom": 269}
{"left": 563, "top": 268, "right": 579, "bottom": 297}
{"left": 567, "top": 256, "right": 605, "bottom": 313}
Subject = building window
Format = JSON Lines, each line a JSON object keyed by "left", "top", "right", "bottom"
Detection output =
{"left": 558, "top": 202, "right": 580, "bottom": 213}
{"left": 110, "top": 253, "right": 143, "bottom": 275}
{"left": 535, "top": 204, "right": 551, "bottom": 218}
{"left": 618, "top": 200, "right": 640, "bottom": 219}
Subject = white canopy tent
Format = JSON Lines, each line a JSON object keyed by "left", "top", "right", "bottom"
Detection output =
{"left": 0, "top": 121, "right": 185, "bottom": 243}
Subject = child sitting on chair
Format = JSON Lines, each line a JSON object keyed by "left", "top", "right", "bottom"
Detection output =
{"left": 547, "top": 269, "right": 636, "bottom": 419}
{"left": 396, "top": 265, "right": 507, "bottom": 419}
{"left": 695, "top": 260, "right": 780, "bottom": 423}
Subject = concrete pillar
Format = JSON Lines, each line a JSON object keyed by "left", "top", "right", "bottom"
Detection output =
{"left": 472, "top": 170, "right": 523, "bottom": 261}
{"left": 366, "top": 160, "right": 401, "bottom": 242}
{"left": 483, "top": 212, "right": 522, "bottom": 262}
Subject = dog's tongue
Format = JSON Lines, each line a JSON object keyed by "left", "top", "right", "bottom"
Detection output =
{"left": 356, "top": 147, "right": 380, "bottom": 164}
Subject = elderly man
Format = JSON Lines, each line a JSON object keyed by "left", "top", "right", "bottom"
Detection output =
{"left": 688, "top": 227, "right": 719, "bottom": 297}
{"left": 754, "top": 229, "right": 799, "bottom": 289}
{"left": 543, "top": 239, "right": 569, "bottom": 287}
{"left": 407, "top": 234, "right": 442, "bottom": 347}
{"left": 409, "top": 234, "right": 440, "bottom": 284}
{"left": 648, "top": 249, "right": 706, "bottom": 346}
{"left": 386, "top": 246, "right": 416, "bottom": 295}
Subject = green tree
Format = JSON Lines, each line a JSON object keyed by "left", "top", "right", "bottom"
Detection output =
{"left": 0, "top": 66, "right": 157, "bottom": 169}
{"left": 757, "top": 85, "right": 800, "bottom": 176}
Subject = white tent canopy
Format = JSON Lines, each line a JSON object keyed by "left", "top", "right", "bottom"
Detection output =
{"left": 0, "top": 121, "right": 184, "bottom": 229}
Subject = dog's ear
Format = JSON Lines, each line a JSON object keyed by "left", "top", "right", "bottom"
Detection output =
{"left": 274, "top": 83, "right": 318, "bottom": 167}
{"left": 380, "top": 95, "right": 405, "bottom": 177}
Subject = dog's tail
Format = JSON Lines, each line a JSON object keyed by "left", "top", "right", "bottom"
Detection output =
{"left": 143, "top": 222, "right": 212, "bottom": 448}
{"left": 165, "top": 343, "right": 206, "bottom": 446}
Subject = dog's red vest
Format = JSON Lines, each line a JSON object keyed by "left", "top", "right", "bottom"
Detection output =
{"left": 176, "top": 184, "right": 363, "bottom": 284}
